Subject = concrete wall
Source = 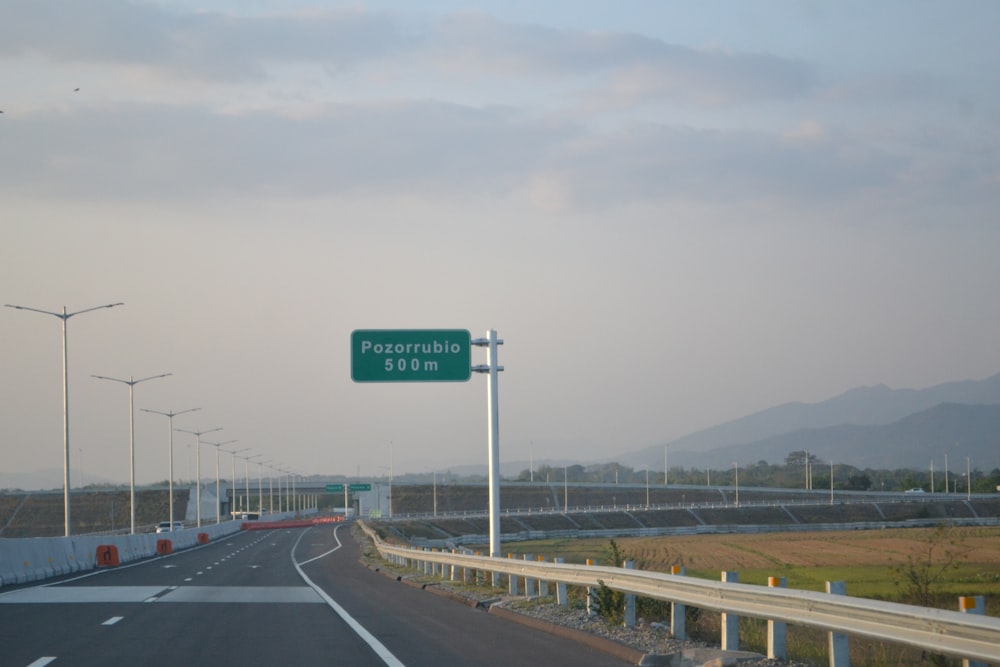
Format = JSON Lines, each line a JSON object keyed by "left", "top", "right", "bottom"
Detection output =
{"left": 0, "top": 521, "right": 242, "bottom": 588}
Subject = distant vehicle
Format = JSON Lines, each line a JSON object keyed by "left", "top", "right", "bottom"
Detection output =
{"left": 904, "top": 488, "right": 925, "bottom": 494}
{"left": 156, "top": 521, "right": 184, "bottom": 533}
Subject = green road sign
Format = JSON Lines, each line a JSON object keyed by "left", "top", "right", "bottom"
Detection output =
{"left": 349, "top": 483, "right": 372, "bottom": 492}
{"left": 325, "top": 484, "right": 344, "bottom": 492}
{"left": 351, "top": 329, "right": 471, "bottom": 382}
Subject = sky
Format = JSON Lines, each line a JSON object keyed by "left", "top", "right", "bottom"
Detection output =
{"left": 2, "top": 1, "right": 999, "bottom": 489}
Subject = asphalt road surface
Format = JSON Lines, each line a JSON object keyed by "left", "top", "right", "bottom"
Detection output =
{"left": 0, "top": 522, "right": 630, "bottom": 666}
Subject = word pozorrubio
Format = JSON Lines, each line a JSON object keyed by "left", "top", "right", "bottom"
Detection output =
{"left": 350, "top": 329, "right": 472, "bottom": 382}
{"left": 359, "top": 339, "right": 463, "bottom": 356}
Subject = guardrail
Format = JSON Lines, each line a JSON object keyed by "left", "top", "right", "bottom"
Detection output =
{"left": 361, "top": 523, "right": 1000, "bottom": 666}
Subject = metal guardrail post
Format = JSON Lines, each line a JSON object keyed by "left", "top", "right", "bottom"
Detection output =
{"left": 524, "top": 554, "right": 536, "bottom": 596}
{"left": 538, "top": 555, "right": 549, "bottom": 597}
{"left": 670, "top": 565, "right": 686, "bottom": 640}
{"left": 586, "top": 559, "right": 597, "bottom": 617}
{"left": 721, "top": 571, "right": 739, "bottom": 650}
{"left": 827, "top": 581, "right": 849, "bottom": 667}
{"left": 961, "top": 596, "right": 987, "bottom": 667}
{"left": 768, "top": 576, "right": 787, "bottom": 660}
{"left": 624, "top": 560, "right": 636, "bottom": 628}
{"left": 508, "top": 554, "right": 519, "bottom": 595}
{"left": 555, "top": 557, "right": 567, "bottom": 606}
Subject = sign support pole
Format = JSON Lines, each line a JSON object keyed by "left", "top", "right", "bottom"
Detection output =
{"left": 473, "top": 330, "right": 504, "bottom": 576}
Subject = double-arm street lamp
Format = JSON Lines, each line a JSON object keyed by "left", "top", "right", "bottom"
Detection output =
{"left": 225, "top": 447, "right": 249, "bottom": 517}
{"left": 5, "top": 301, "right": 124, "bottom": 536}
{"left": 92, "top": 372, "right": 171, "bottom": 534}
{"left": 141, "top": 407, "right": 200, "bottom": 530}
{"left": 176, "top": 427, "right": 223, "bottom": 528}
{"left": 203, "top": 439, "right": 237, "bottom": 523}
{"left": 244, "top": 454, "right": 262, "bottom": 514}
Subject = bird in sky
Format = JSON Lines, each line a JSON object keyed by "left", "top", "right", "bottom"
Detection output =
{"left": 74, "top": 87, "right": 80, "bottom": 92}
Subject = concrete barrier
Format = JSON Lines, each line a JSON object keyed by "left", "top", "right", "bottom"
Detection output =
{"left": 0, "top": 521, "right": 243, "bottom": 588}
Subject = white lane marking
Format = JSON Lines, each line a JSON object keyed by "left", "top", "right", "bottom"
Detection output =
{"left": 296, "top": 528, "right": 342, "bottom": 566}
{"left": 156, "top": 586, "right": 322, "bottom": 603}
{"left": 27, "top": 658, "right": 57, "bottom": 667}
{"left": 0, "top": 587, "right": 168, "bottom": 604}
{"left": 102, "top": 616, "right": 124, "bottom": 626}
{"left": 291, "top": 526, "right": 405, "bottom": 667}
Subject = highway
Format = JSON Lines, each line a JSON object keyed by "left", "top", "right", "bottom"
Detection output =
{"left": 0, "top": 522, "right": 630, "bottom": 666}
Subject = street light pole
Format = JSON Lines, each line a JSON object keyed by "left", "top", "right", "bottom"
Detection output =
{"left": 203, "top": 440, "right": 236, "bottom": 523}
{"left": 141, "top": 407, "right": 200, "bottom": 530}
{"left": 92, "top": 372, "right": 171, "bottom": 534}
{"left": 176, "top": 427, "right": 223, "bottom": 528}
{"left": 225, "top": 447, "right": 249, "bottom": 518}
{"left": 243, "top": 454, "right": 262, "bottom": 515}
{"left": 6, "top": 302, "right": 124, "bottom": 536}
{"left": 734, "top": 461, "right": 740, "bottom": 508}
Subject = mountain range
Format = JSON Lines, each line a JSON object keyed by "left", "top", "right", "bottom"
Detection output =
{"left": 617, "top": 372, "right": 1000, "bottom": 472}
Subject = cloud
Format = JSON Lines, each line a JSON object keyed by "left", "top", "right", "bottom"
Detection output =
{"left": 426, "top": 13, "right": 816, "bottom": 108}
{"left": 0, "top": 101, "right": 897, "bottom": 208}
{"left": 0, "top": 0, "right": 407, "bottom": 81}
{"left": 2, "top": 2, "right": 816, "bottom": 107}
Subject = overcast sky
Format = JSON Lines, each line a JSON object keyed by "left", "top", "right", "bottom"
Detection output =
{"left": 3, "top": 1, "right": 999, "bottom": 488}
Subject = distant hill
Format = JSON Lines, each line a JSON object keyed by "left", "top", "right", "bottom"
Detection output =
{"left": 667, "top": 403, "right": 1000, "bottom": 471}
{"left": 618, "top": 372, "right": 1000, "bottom": 471}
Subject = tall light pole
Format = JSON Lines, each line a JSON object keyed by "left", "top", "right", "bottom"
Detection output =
{"left": 225, "top": 447, "right": 249, "bottom": 517}
{"left": 264, "top": 463, "right": 275, "bottom": 514}
{"left": 830, "top": 460, "right": 835, "bottom": 506}
{"left": 203, "top": 439, "right": 237, "bottom": 523}
{"left": 243, "top": 454, "right": 262, "bottom": 515}
{"left": 664, "top": 445, "right": 668, "bottom": 486}
{"left": 6, "top": 301, "right": 124, "bottom": 536}
{"left": 92, "top": 372, "right": 171, "bottom": 534}
{"left": 255, "top": 459, "right": 265, "bottom": 514}
{"left": 734, "top": 461, "right": 740, "bottom": 508}
{"left": 141, "top": 407, "right": 200, "bottom": 530}
{"left": 563, "top": 465, "right": 568, "bottom": 511}
{"left": 176, "top": 427, "right": 223, "bottom": 528}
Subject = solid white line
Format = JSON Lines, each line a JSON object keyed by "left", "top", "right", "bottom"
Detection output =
{"left": 296, "top": 527, "right": 342, "bottom": 566}
{"left": 292, "top": 526, "right": 405, "bottom": 667}
{"left": 26, "top": 658, "right": 57, "bottom": 667}
{"left": 102, "top": 616, "right": 124, "bottom": 626}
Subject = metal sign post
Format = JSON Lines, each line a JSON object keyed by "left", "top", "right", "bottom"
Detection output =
{"left": 472, "top": 330, "right": 503, "bottom": 571}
